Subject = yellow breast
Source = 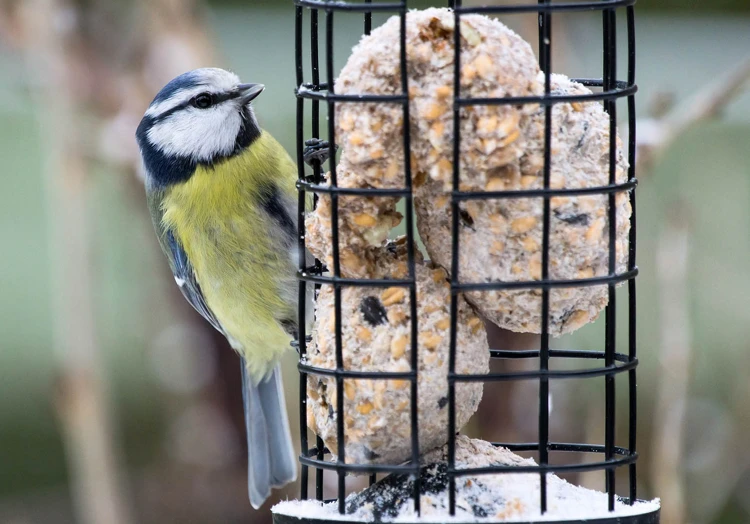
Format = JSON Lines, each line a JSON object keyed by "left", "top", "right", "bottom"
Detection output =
{"left": 161, "top": 132, "right": 299, "bottom": 379}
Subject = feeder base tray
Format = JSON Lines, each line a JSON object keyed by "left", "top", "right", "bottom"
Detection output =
{"left": 273, "top": 503, "right": 659, "bottom": 524}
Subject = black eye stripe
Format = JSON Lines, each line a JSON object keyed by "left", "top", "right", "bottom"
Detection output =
{"left": 212, "top": 91, "right": 238, "bottom": 104}
{"left": 150, "top": 101, "right": 191, "bottom": 122}
{"left": 150, "top": 89, "right": 242, "bottom": 121}
{"left": 194, "top": 91, "right": 239, "bottom": 107}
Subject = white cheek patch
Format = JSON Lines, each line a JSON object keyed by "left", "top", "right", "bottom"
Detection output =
{"left": 147, "top": 105, "right": 243, "bottom": 162}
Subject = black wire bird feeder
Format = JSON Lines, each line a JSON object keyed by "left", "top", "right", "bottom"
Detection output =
{"left": 281, "top": 0, "right": 657, "bottom": 522}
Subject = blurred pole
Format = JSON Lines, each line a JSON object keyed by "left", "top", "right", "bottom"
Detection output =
{"left": 7, "top": 2, "right": 135, "bottom": 524}
{"left": 463, "top": 0, "right": 573, "bottom": 72}
{"left": 475, "top": 321, "right": 539, "bottom": 442}
{"left": 0, "top": 0, "right": 273, "bottom": 521}
{"left": 651, "top": 203, "right": 693, "bottom": 524}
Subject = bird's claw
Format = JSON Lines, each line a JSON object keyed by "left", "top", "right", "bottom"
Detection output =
{"left": 290, "top": 335, "right": 314, "bottom": 355}
{"left": 303, "top": 138, "right": 337, "bottom": 168}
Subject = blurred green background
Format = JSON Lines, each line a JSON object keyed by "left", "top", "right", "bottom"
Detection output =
{"left": 0, "top": 0, "right": 748, "bottom": 523}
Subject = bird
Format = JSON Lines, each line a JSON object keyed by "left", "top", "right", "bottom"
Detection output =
{"left": 135, "top": 67, "right": 327, "bottom": 509}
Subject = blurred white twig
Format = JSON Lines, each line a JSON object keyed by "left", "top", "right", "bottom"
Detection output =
{"left": 0, "top": 0, "right": 224, "bottom": 523}
{"left": 636, "top": 57, "right": 750, "bottom": 174}
{"left": 651, "top": 204, "right": 693, "bottom": 524}
{"left": 630, "top": 57, "right": 750, "bottom": 524}
{"left": 3, "top": 1, "right": 135, "bottom": 524}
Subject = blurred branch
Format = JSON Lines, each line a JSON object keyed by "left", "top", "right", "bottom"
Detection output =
{"left": 627, "top": 55, "right": 750, "bottom": 524}
{"left": 0, "top": 0, "right": 250, "bottom": 522}
{"left": 5, "top": 1, "right": 135, "bottom": 524}
{"left": 651, "top": 203, "right": 693, "bottom": 524}
{"left": 636, "top": 57, "right": 750, "bottom": 174}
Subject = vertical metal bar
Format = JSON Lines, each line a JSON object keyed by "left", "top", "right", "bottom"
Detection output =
{"left": 365, "top": 0, "right": 372, "bottom": 35}
{"left": 315, "top": 424, "right": 325, "bottom": 498}
{"left": 603, "top": 5, "right": 618, "bottom": 513}
{"left": 295, "top": 4, "right": 304, "bottom": 104}
{"left": 324, "top": 9, "right": 346, "bottom": 515}
{"left": 626, "top": 4, "right": 638, "bottom": 506}
{"left": 448, "top": 0, "right": 462, "bottom": 516}
{"left": 294, "top": 3, "right": 309, "bottom": 502}
{"left": 398, "top": 3, "right": 421, "bottom": 516}
{"left": 311, "top": 8, "right": 321, "bottom": 185}
{"left": 364, "top": 0, "right": 374, "bottom": 492}
{"left": 309, "top": 6, "right": 326, "bottom": 502}
{"left": 538, "top": 0, "right": 552, "bottom": 515}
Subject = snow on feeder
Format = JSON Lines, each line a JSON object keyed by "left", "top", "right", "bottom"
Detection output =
{"left": 276, "top": 1, "right": 659, "bottom": 522}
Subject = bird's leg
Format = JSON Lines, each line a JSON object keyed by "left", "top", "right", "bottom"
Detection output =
{"left": 303, "top": 138, "right": 337, "bottom": 168}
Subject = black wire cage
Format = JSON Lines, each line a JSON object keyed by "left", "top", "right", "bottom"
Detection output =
{"left": 286, "top": 0, "right": 653, "bottom": 522}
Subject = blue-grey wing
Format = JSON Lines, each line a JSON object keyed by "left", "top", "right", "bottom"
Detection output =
{"left": 166, "top": 229, "right": 224, "bottom": 335}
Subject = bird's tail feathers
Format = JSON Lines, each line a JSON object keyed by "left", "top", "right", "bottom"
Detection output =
{"left": 241, "top": 361, "right": 297, "bottom": 509}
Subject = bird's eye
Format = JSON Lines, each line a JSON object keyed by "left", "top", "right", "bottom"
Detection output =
{"left": 193, "top": 93, "right": 213, "bottom": 109}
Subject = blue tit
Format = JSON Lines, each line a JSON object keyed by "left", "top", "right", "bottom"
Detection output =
{"left": 135, "top": 68, "right": 321, "bottom": 509}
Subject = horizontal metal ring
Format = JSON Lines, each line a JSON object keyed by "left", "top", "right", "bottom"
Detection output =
{"left": 297, "top": 267, "right": 638, "bottom": 290}
{"left": 299, "top": 455, "right": 419, "bottom": 475}
{"left": 297, "top": 272, "right": 414, "bottom": 287}
{"left": 451, "top": 267, "right": 639, "bottom": 292}
{"left": 450, "top": 358, "right": 637, "bottom": 382}
{"left": 456, "top": 0, "right": 636, "bottom": 14}
{"left": 296, "top": 82, "right": 636, "bottom": 105}
{"left": 457, "top": 82, "right": 636, "bottom": 107}
{"left": 501, "top": 442, "right": 632, "bottom": 454}
{"left": 452, "top": 178, "right": 637, "bottom": 200}
{"left": 489, "top": 442, "right": 635, "bottom": 456}
{"left": 303, "top": 442, "right": 631, "bottom": 458}
{"left": 297, "top": 180, "right": 412, "bottom": 197}
{"left": 450, "top": 452, "right": 637, "bottom": 476}
{"left": 299, "top": 362, "right": 417, "bottom": 380}
{"left": 294, "top": 0, "right": 636, "bottom": 14}
{"left": 299, "top": 80, "right": 629, "bottom": 93}
{"left": 298, "top": 443, "right": 637, "bottom": 476}
{"left": 296, "top": 89, "right": 409, "bottom": 103}
{"left": 297, "top": 178, "right": 636, "bottom": 198}
{"left": 490, "top": 349, "right": 632, "bottom": 362}
{"left": 299, "top": 357, "right": 636, "bottom": 381}
{"left": 295, "top": 0, "right": 406, "bottom": 12}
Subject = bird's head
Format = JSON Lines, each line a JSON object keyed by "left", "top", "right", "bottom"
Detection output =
{"left": 136, "top": 68, "right": 264, "bottom": 186}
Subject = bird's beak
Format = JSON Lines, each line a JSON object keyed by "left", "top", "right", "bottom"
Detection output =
{"left": 236, "top": 83, "right": 265, "bottom": 104}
